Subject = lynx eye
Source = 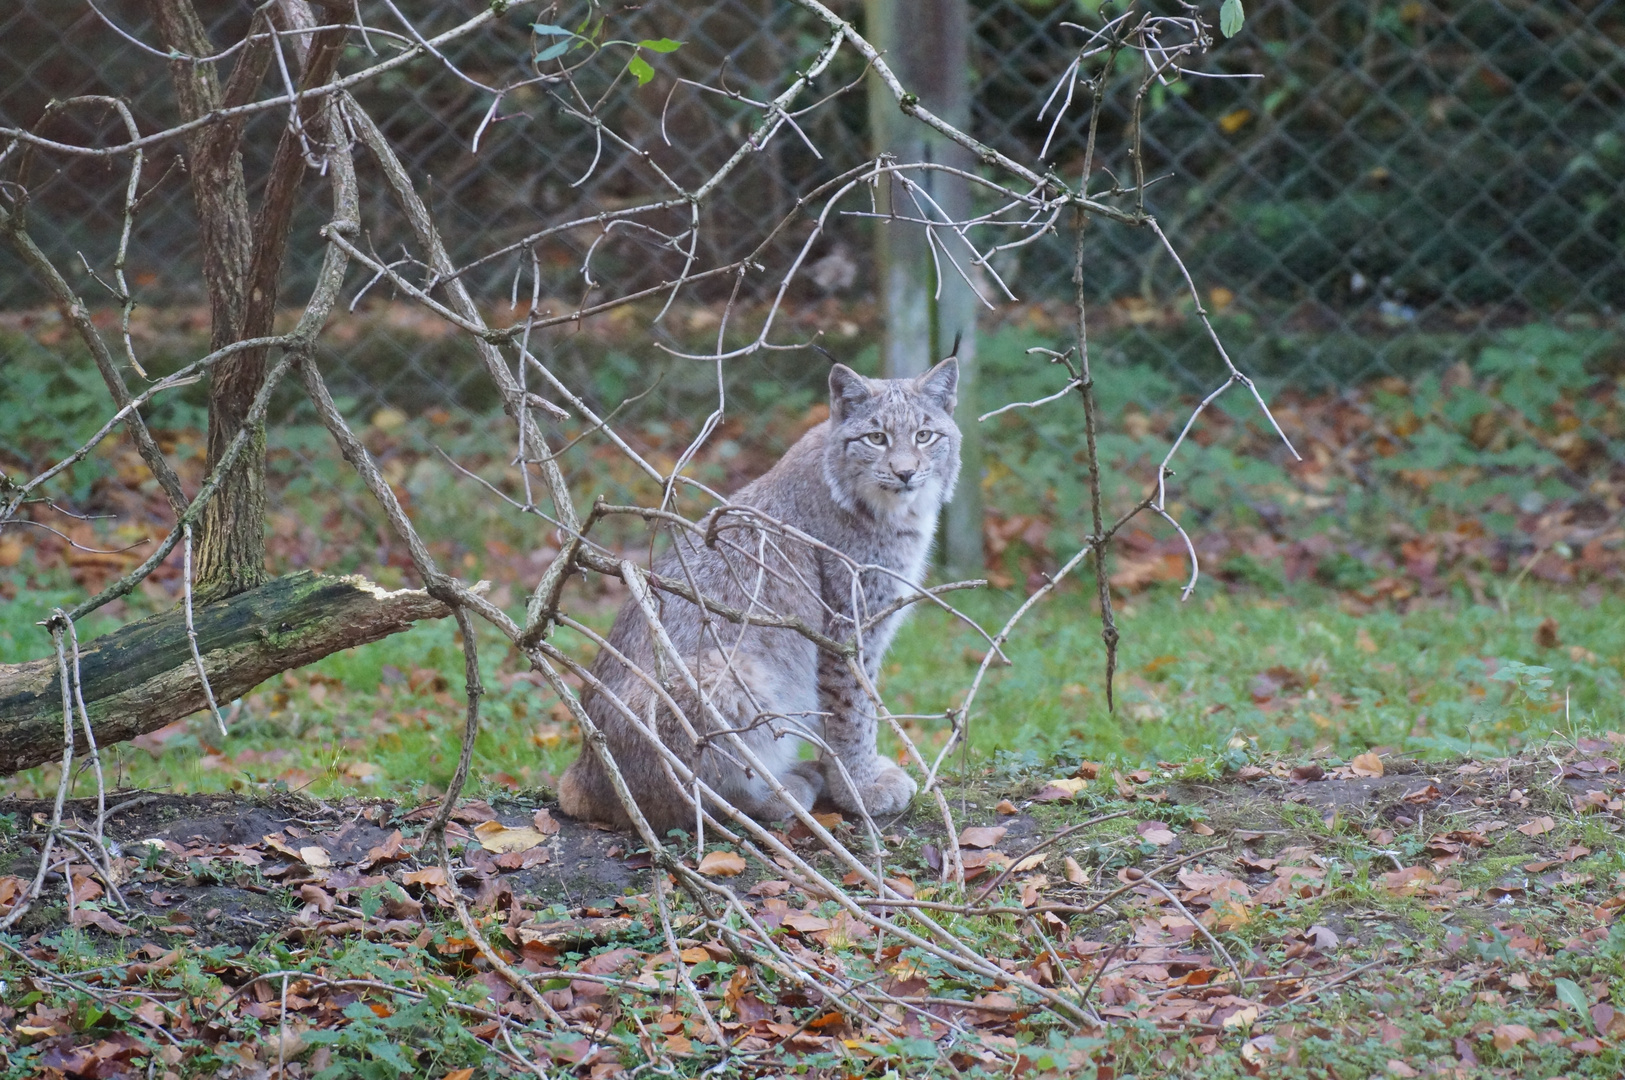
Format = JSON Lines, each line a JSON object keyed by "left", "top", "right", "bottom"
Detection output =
{"left": 863, "top": 432, "right": 889, "bottom": 447}
{"left": 914, "top": 429, "right": 937, "bottom": 445}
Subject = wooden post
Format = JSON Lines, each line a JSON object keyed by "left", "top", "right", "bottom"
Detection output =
{"left": 866, "top": 0, "right": 983, "bottom": 575}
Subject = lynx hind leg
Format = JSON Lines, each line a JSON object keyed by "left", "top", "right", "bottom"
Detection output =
{"left": 696, "top": 651, "right": 821, "bottom": 822}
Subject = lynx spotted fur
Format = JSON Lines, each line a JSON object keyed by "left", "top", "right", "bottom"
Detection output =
{"left": 557, "top": 357, "right": 961, "bottom": 832}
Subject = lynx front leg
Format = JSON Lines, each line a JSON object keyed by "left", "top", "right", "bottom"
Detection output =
{"left": 816, "top": 648, "right": 917, "bottom": 817}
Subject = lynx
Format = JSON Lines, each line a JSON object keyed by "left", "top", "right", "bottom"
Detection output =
{"left": 557, "top": 357, "right": 961, "bottom": 832}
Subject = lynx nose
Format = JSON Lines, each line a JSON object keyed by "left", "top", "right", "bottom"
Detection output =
{"left": 893, "top": 468, "right": 916, "bottom": 485}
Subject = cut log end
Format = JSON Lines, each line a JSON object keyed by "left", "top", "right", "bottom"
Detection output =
{"left": 0, "top": 570, "right": 451, "bottom": 775}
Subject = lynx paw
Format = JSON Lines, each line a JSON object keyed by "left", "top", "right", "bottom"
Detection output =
{"left": 775, "top": 760, "right": 826, "bottom": 818}
{"left": 829, "top": 761, "right": 917, "bottom": 817}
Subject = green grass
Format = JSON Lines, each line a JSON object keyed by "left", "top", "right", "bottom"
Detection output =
{"left": 887, "top": 579, "right": 1625, "bottom": 766}
{"left": 5, "top": 563, "right": 1622, "bottom": 802}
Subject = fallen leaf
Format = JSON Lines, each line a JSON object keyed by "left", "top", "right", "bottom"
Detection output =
{"left": 1379, "top": 866, "right": 1436, "bottom": 895}
{"left": 1351, "top": 752, "right": 1384, "bottom": 777}
{"left": 361, "top": 830, "right": 407, "bottom": 869}
{"left": 70, "top": 908, "right": 135, "bottom": 936}
{"left": 1012, "top": 853, "right": 1047, "bottom": 873}
{"left": 782, "top": 913, "right": 833, "bottom": 934}
{"left": 473, "top": 821, "right": 550, "bottom": 854}
{"left": 1491, "top": 1023, "right": 1534, "bottom": 1052}
{"left": 1064, "top": 856, "right": 1086, "bottom": 884}
{"left": 995, "top": 799, "right": 1018, "bottom": 816}
{"left": 297, "top": 845, "right": 332, "bottom": 869}
{"left": 403, "top": 868, "right": 448, "bottom": 887}
{"left": 697, "top": 851, "right": 747, "bottom": 877}
{"left": 1191, "top": 821, "right": 1215, "bottom": 836}
{"left": 958, "top": 826, "right": 1008, "bottom": 849}
{"left": 1136, "top": 821, "right": 1176, "bottom": 846}
{"left": 532, "top": 808, "right": 561, "bottom": 835}
{"left": 1385, "top": 1061, "right": 1418, "bottom": 1078}
{"left": 678, "top": 946, "right": 711, "bottom": 964}
{"left": 1302, "top": 924, "right": 1339, "bottom": 951}
{"left": 1534, "top": 617, "right": 1560, "bottom": 649}
{"left": 1516, "top": 816, "right": 1557, "bottom": 837}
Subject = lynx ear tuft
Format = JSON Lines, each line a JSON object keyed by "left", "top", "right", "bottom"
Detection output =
{"left": 915, "top": 356, "right": 959, "bottom": 413}
{"left": 828, "top": 363, "right": 873, "bottom": 422}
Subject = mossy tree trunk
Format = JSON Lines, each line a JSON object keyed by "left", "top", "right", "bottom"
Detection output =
{"left": 0, "top": 573, "right": 452, "bottom": 775}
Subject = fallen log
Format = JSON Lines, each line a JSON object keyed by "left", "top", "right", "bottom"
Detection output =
{"left": 0, "top": 571, "right": 451, "bottom": 774}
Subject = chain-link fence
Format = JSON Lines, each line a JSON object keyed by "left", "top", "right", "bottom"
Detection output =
{"left": 4, "top": 0, "right": 1622, "bottom": 573}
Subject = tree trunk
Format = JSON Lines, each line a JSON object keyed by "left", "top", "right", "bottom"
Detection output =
{"left": 0, "top": 572, "right": 452, "bottom": 775}
{"left": 866, "top": 0, "right": 984, "bottom": 575}
{"left": 147, "top": 0, "right": 347, "bottom": 602}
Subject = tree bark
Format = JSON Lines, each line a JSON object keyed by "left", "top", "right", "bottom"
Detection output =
{"left": 0, "top": 572, "right": 452, "bottom": 776}
{"left": 146, "top": 0, "right": 348, "bottom": 602}
{"left": 866, "top": 0, "right": 984, "bottom": 575}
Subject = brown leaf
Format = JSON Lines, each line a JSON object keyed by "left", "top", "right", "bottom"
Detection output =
{"left": 1136, "top": 822, "right": 1177, "bottom": 846}
{"left": 1516, "top": 816, "right": 1557, "bottom": 837}
{"left": 298, "top": 845, "right": 333, "bottom": 869}
{"left": 71, "top": 907, "right": 135, "bottom": 936}
{"left": 1379, "top": 866, "right": 1436, "bottom": 895}
{"left": 0, "top": 874, "right": 27, "bottom": 914}
{"left": 532, "top": 808, "right": 561, "bottom": 835}
{"left": 473, "top": 821, "right": 550, "bottom": 854}
{"left": 1401, "top": 783, "right": 1441, "bottom": 804}
{"left": 958, "top": 826, "right": 1008, "bottom": 849}
{"left": 361, "top": 830, "right": 407, "bottom": 869}
{"left": 403, "top": 867, "right": 448, "bottom": 887}
{"left": 782, "top": 913, "right": 833, "bottom": 934}
{"left": 1534, "top": 617, "right": 1560, "bottom": 649}
{"left": 1385, "top": 1061, "right": 1418, "bottom": 1078}
{"left": 995, "top": 799, "right": 1019, "bottom": 816}
{"left": 697, "top": 851, "right": 747, "bottom": 877}
{"left": 1350, "top": 752, "right": 1384, "bottom": 777}
{"left": 1491, "top": 1023, "right": 1534, "bottom": 1052}
{"left": 1289, "top": 763, "right": 1325, "bottom": 783}
{"left": 1191, "top": 821, "right": 1215, "bottom": 836}
{"left": 1064, "top": 856, "right": 1086, "bottom": 885}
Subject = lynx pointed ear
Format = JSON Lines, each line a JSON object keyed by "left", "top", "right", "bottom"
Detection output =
{"left": 828, "top": 363, "right": 873, "bottom": 422}
{"left": 915, "top": 356, "right": 959, "bottom": 413}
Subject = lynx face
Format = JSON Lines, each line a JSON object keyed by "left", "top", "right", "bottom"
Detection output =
{"left": 824, "top": 358, "right": 961, "bottom": 520}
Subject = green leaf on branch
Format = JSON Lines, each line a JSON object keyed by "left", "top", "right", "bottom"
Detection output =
{"left": 1220, "top": 0, "right": 1245, "bottom": 38}
{"left": 535, "top": 40, "right": 571, "bottom": 62}
{"left": 637, "top": 38, "right": 684, "bottom": 53}
{"left": 531, "top": 23, "right": 572, "bottom": 36}
{"left": 627, "top": 55, "right": 655, "bottom": 86}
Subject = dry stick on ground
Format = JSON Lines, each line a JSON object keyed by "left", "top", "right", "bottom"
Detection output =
{"left": 1139, "top": 873, "right": 1248, "bottom": 994}
{"left": 969, "top": 809, "right": 1134, "bottom": 904}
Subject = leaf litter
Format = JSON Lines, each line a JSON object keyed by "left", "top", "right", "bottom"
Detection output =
{"left": 1, "top": 733, "right": 1622, "bottom": 1077}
